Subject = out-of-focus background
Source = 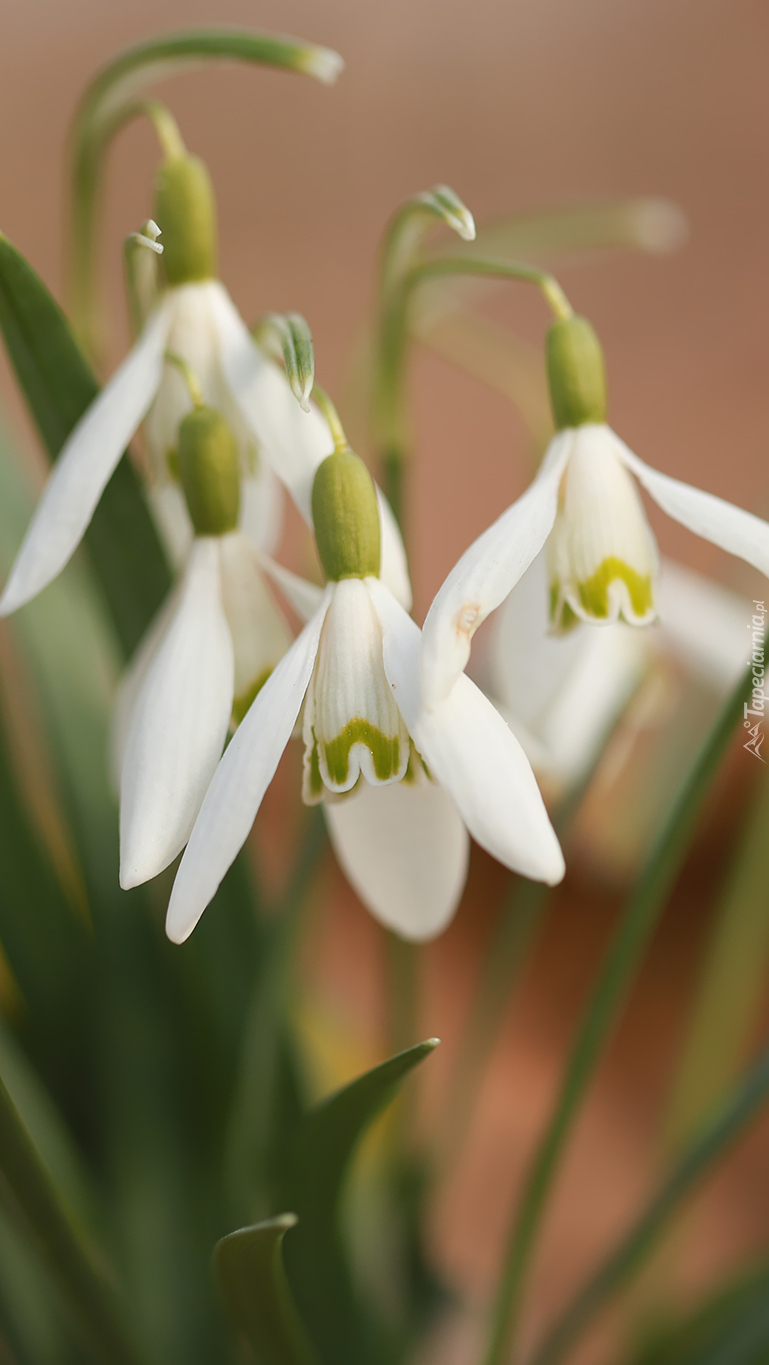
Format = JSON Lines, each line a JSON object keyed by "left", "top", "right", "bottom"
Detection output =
{"left": 1, "top": 0, "right": 768, "bottom": 1357}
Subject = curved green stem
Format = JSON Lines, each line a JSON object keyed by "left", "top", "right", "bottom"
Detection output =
{"left": 67, "top": 27, "right": 343, "bottom": 362}
{"left": 482, "top": 644, "right": 763, "bottom": 1365}
{"left": 311, "top": 385, "right": 349, "bottom": 455}
{"left": 530, "top": 1035, "right": 769, "bottom": 1365}
{"left": 372, "top": 187, "right": 475, "bottom": 525}
{"left": 374, "top": 254, "right": 572, "bottom": 526}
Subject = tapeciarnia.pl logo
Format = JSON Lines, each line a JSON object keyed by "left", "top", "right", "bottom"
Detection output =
{"left": 744, "top": 601, "right": 767, "bottom": 762}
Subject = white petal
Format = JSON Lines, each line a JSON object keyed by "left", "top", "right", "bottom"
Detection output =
{"left": 110, "top": 583, "right": 181, "bottom": 795}
{"left": 240, "top": 464, "right": 284, "bottom": 556}
{"left": 657, "top": 558, "right": 753, "bottom": 691}
{"left": 324, "top": 777, "right": 469, "bottom": 941}
{"left": 0, "top": 304, "right": 170, "bottom": 614}
{"left": 258, "top": 555, "right": 325, "bottom": 622}
{"left": 165, "top": 592, "right": 332, "bottom": 944}
{"left": 369, "top": 579, "right": 565, "bottom": 885}
{"left": 210, "top": 286, "right": 332, "bottom": 520}
{"left": 419, "top": 433, "right": 571, "bottom": 709}
{"left": 548, "top": 424, "right": 658, "bottom": 628}
{"left": 304, "top": 578, "right": 409, "bottom": 796}
{"left": 617, "top": 439, "right": 769, "bottom": 579}
{"left": 377, "top": 489, "right": 413, "bottom": 611}
{"left": 218, "top": 531, "right": 291, "bottom": 704}
{"left": 119, "top": 538, "right": 234, "bottom": 889}
{"left": 146, "top": 480, "right": 193, "bottom": 570}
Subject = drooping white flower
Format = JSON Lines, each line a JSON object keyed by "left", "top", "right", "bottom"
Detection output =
{"left": 165, "top": 449, "right": 564, "bottom": 947}
{"left": 421, "top": 316, "right": 769, "bottom": 708}
{"left": 483, "top": 549, "right": 755, "bottom": 800}
{"left": 115, "top": 405, "right": 293, "bottom": 890}
{"left": 0, "top": 148, "right": 410, "bottom": 615}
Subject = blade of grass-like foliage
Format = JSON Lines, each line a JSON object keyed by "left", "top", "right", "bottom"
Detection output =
{"left": 627, "top": 1258, "right": 769, "bottom": 1365}
{"left": 69, "top": 27, "right": 343, "bottom": 359}
{"left": 214, "top": 1215, "right": 318, "bottom": 1365}
{"left": 0, "top": 234, "right": 170, "bottom": 658}
{"left": 280, "top": 1040, "right": 439, "bottom": 1365}
{"left": 483, "top": 644, "right": 764, "bottom": 1365}
{"left": 0, "top": 1069, "right": 140, "bottom": 1365}
{"left": 530, "top": 1041, "right": 769, "bottom": 1365}
{"left": 663, "top": 771, "right": 769, "bottom": 1153}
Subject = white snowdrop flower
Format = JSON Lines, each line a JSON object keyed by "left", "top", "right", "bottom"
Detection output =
{"left": 484, "top": 550, "right": 755, "bottom": 800}
{"left": 116, "top": 405, "right": 291, "bottom": 890}
{"left": 421, "top": 315, "right": 769, "bottom": 708}
{"left": 0, "top": 148, "right": 410, "bottom": 616}
{"left": 165, "top": 448, "right": 564, "bottom": 947}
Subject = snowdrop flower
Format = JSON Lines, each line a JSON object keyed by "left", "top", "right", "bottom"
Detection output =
{"left": 165, "top": 445, "right": 564, "bottom": 946}
{"left": 116, "top": 403, "right": 291, "bottom": 889}
{"left": 421, "top": 314, "right": 769, "bottom": 708}
{"left": 0, "top": 147, "right": 337, "bottom": 617}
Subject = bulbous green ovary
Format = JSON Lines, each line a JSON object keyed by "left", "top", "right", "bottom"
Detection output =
{"left": 575, "top": 556, "right": 654, "bottom": 620}
{"left": 320, "top": 719, "right": 403, "bottom": 790}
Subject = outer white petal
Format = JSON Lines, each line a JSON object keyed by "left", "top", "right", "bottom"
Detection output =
{"left": 0, "top": 304, "right": 171, "bottom": 614}
{"left": 616, "top": 438, "right": 769, "bottom": 579}
{"left": 209, "top": 286, "right": 332, "bottom": 519}
{"left": 369, "top": 579, "right": 565, "bottom": 886}
{"left": 165, "top": 592, "right": 332, "bottom": 944}
{"left": 240, "top": 464, "right": 284, "bottom": 556}
{"left": 324, "top": 778, "right": 469, "bottom": 941}
{"left": 119, "top": 538, "right": 234, "bottom": 889}
{"left": 420, "top": 433, "right": 571, "bottom": 709}
{"left": 488, "top": 551, "right": 649, "bottom": 788}
{"left": 377, "top": 489, "right": 413, "bottom": 611}
{"left": 218, "top": 531, "right": 291, "bottom": 703}
{"left": 110, "top": 584, "right": 181, "bottom": 795}
{"left": 657, "top": 559, "right": 752, "bottom": 691}
{"left": 258, "top": 555, "right": 325, "bottom": 623}
{"left": 146, "top": 480, "right": 193, "bottom": 570}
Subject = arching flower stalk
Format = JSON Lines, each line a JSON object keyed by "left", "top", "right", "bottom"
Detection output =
{"left": 421, "top": 314, "right": 769, "bottom": 709}
{"left": 165, "top": 435, "right": 565, "bottom": 947}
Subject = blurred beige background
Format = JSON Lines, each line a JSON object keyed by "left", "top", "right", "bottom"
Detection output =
{"left": 1, "top": 0, "right": 768, "bottom": 1357}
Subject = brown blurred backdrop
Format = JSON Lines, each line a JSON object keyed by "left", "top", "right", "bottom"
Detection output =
{"left": 1, "top": 0, "right": 768, "bottom": 1358}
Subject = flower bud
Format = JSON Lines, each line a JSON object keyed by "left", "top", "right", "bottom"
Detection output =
{"left": 311, "top": 451, "right": 381, "bottom": 581}
{"left": 546, "top": 315, "right": 607, "bottom": 430}
{"left": 178, "top": 407, "right": 240, "bottom": 537}
{"left": 154, "top": 154, "right": 217, "bottom": 286}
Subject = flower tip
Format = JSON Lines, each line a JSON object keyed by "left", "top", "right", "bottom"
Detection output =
{"left": 302, "top": 46, "right": 345, "bottom": 85}
{"left": 164, "top": 906, "right": 194, "bottom": 946}
{"left": 456, "top": 211, "right": 476, "bottom": 242}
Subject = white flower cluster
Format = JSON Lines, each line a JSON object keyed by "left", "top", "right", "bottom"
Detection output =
{"left": 3, "top": 188, "right": 768, "bottom": 951}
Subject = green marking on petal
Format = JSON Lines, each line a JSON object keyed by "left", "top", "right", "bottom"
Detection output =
{"left": 231, "top": 668, "right": 272, "bottom": 726}
{"left": 307, "top": 729, "right": 324, "bottom": 801}
{"left": 577, "top": 556, "right": 654, "bottom": 622}
{"left": 322, "top": 719, "right": 402, "bottom": 788}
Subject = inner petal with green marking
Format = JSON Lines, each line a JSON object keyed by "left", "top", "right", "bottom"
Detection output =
{"left": 547, "top": 424, "right": 659, "bottom": 631}
{"left": 302, "top": 576, "right": 410, "bottom": 803}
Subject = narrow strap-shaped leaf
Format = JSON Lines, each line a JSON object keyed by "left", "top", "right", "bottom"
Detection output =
{"left": 214, "top": 1215, "right": 318, "bottom": 1365}
{"left": 69, "top": 27, "right": 343, "bottom": 357}
{"left": 531, "top": 1038, "right": 769, "bottom": 1365}
{"left": 280, "top": 1039, "right": 439, "bottom": 1365}
{"left": 0, "top": 1067, "right": 141, "bottom": 1365}
{"left": 0, "top": 234, "right": 170, "bottom": 656}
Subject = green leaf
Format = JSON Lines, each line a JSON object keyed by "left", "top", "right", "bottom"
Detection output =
{"left": 531, "top": 1038, "right": 769, "bottom": 1365}
{"left": 214, "top": 1215, "right": 318, "bottom": 1365}
{"left": 280, "top": 1039, "right": 439, "bottom": 1365}
{"left": 0, "top": 234, "right": 170, "bottom": 657}
{"left": 628, "top": 1259, "right": 769, "bottom": 1365}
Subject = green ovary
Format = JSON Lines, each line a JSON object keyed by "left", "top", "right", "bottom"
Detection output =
{"left": 322, "top": 718, "right": 402, "bottom": 788}
{"left": 576, "top": 557, "right": 654, "bottom": 621}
